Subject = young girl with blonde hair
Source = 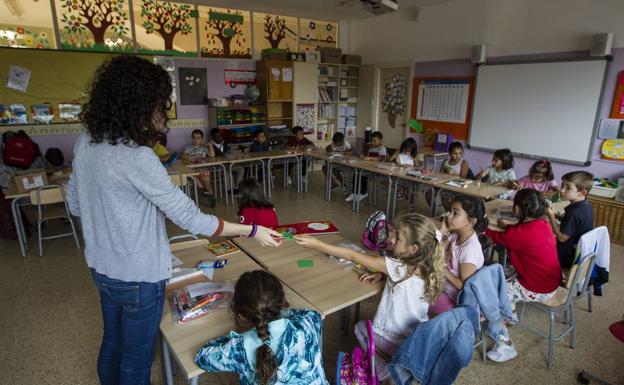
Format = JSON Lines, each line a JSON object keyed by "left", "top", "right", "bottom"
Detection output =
{"left": 296, "top": 213, "right": 446, "bottom": 381}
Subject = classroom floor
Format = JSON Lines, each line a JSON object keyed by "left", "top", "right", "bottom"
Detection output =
{"left": 1, "top": 170, "right": 622, "bottom": 385}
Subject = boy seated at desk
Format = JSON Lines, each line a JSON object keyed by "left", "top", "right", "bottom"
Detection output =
{"left": 286, "top": 126, "right": 314, "bottom": 186}
{"left": 346, "top": 131, "right": 387, "bottom": 202}
{"left": 182, "top": 129, "right": 216, "bottom": 208}
{"left": 545, "top": 171, "right": 594, "bottom": 269}
{"left": 324, "top": 131, "right": 352, "bottom": 191}
{"left": 210, "top": 127, "right": 231, "bottom": 156}
{"left": 249, "top": 129, "right": 270, "bottom": 153}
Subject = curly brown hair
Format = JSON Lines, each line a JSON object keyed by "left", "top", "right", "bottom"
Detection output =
{"left": 81, "top": 55, "right": 172, "bottom": 147}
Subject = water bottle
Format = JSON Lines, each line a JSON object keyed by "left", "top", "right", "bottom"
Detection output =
{"left": 616, "top": 176, "right": 624, "bottom": 202}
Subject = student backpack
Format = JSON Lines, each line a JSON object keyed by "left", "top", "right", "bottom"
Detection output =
{"left": 362, "top": 210, "right": 390, "bottom": 250}
{"left": 336, "top": 319, "right": 378, "bottom": 385}
{"left": 2, "top": 132, "right": 39, "bottom": 168}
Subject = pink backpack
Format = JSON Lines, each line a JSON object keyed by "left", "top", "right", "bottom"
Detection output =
{"left": 362, "top": 211, "right": 390, "bottom": 250}
{"left": 336, "top": 320, "right": 378, "bottom": 385}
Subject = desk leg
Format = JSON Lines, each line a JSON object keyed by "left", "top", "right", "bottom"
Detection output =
{"left": 430, "top": 187, "right": 439, "bottom": 217}
{"left": 267, "top": 159, "right": 273, "bottom": 199}
{"left": 161, "top": 334, "right": 174, "bottom": 385}
{"left": 354, "top": 302, "right": 361, "bottom": 325}
{"left": 11, "top": 198, "right": 27, "bottom": 257}
{"left": 325, "top": 161, "right": 332, "bottom": 202}
{"left": 260, "top": 160, "right": 267, "bottom": 197}
{"left": 228, "top": 163, "right": 235, "bottom": 204}
{"left": 219, "top": 164, "right": 229, "bottom": 205}
{"left": 353, "top": 169, "right": 360, "bottom": 212}
{"left": 297, "top": 156, "right": 302, "bottom": 193}
{"left": 342, "top": 306, "right": 351, "bottom": 336}
{"left": 189, "top": 377, "right": 199, "bottom": 385}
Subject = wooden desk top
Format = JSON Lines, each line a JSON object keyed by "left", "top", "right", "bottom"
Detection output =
{"left": 185, "top": 150, "right": 301, "bottom": 168}
{"left": 160, "top": 240, "right": 316, "bottom": 380}
{"left": 434, "top": 179, "right": 508, "bottom": 200}
{"left": 167, "top": 161, "right": 200, "bottom": 176}
{"left": 420, "top": 147, "right": 449, "bottom": 157}
{"left": 233, "top": 234, "right": 383, "bottom": 317}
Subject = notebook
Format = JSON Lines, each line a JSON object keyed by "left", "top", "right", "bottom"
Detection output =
{"left": 162, "top": 151, "right": 181, "bottom": 168}
{"left": 205, "top": 241, "right": 240, "bottom": 257}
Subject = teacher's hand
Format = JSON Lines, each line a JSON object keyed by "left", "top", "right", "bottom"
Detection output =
{"left": 254, "top": 226, "right": 282, "bottom": 247}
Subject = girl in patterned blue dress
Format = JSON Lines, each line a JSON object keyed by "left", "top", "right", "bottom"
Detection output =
{"left": 195, "top": 270, "right": 329, "bottom": 385}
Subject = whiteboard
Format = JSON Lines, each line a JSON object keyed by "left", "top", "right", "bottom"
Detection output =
{"left": 469, "top": 59, "right": 608, "bottom": 165}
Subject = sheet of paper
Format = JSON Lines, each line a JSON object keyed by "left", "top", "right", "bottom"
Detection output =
{"left": 282, "top": 67, "right": 293, "bottom": 82}
{"left": 271, "top": 67, "right": 281, "bottom": 81}
{"left": 6, "top": 65, "right": 31, "bottom": 93}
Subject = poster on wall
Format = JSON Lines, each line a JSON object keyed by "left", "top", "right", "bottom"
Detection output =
{"left": 416, "top": 79, "right": 470, "bottom": 124}
{"left": 199, "top": 6, "right": 251, "bottom": 59}
{"left": 298, "top": 19, "right": 337, "bottom": 52}
{"left": 135, "top": 0, "right": 198, "bottom": 56}
{"left": 295, "top": 103, "right": 315, "bottom": 135}
{"left": 382, "top": 72, "right": 407, "bottom": 129}
{"left": 56, "top": 0, "right": 132, "bottom": 51}
{"left": 178, "top": 67, "right": 207, "bottom": 105}
{"left": 252, "top": 12, "right": 297, "bottom": 57}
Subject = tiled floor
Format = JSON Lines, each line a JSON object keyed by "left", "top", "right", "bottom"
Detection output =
{"left": 1, "top": 171, "right": 622, "bottom": 385}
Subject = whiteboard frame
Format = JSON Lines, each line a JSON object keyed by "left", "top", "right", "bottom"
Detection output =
{"left": 467, "top": 57, "right": 611, "bottom": 166}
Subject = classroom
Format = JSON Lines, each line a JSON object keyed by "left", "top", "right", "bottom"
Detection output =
{"left": 1, "top": 0, "right": 623, "bottom": 384}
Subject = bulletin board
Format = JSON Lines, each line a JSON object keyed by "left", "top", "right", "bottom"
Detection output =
{"left": 610, "top": 71, "right": 624, "bottom": 119}
{"left": 409, "top": 77, "right": 474, "bottom": 142}
{"left": 0, "top": 48, "right": 152, "bottom": 127}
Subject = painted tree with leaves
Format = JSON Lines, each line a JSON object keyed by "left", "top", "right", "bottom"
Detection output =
{"left": 382, "top": 73, "right": 407, "bottom": 129}
{"left": 263, "top": 14, "right": 295, "bottom": 49}
{"left": 141, "top": 0, "right": 193, "bottom": 51}
{"left": 60, "top": 0, "right": 129, "bottom": 46}
{"left": 203, "top": 9, "right": 249, "bottom": 58}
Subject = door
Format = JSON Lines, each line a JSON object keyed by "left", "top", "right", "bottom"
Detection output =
{"left": 356, "top": 65, "right": 376, "bottom": 141}
{"left": 376, "top": 67, "right": 410, "bottom": 149}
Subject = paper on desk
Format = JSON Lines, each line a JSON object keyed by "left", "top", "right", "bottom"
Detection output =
{"left": 186, "top": 281, "right": 235, "bottom": 298}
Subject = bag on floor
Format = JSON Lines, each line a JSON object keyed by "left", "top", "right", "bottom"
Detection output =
{"left": 0, "top": 191, "right": 17, "bottom": 239}
{"left": 336, "top": 319, "right": 378, "bottom": 385}
{"left": 362, "top": 210, "right": 390, "bottom": 250}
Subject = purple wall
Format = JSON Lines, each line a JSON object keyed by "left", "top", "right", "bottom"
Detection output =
{"left": 32, "top": 58, "right": 256, "bottom": 160}
{"left": 411, "top": 48, "right": 624, "bottom": 181}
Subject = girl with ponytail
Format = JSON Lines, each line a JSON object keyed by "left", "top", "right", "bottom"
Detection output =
{"left": 295, "top": 213, "right": 446, "bottom": 381}
{"left": 195, "top": 270, "right": 328, "bottom": 385}
{"left": 429, "top": 195, "right": 488, "bottom": 316}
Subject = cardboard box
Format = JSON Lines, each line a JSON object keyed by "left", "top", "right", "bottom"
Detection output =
{"left": 320, "top": 47, "right": 342, "bottom": 64}
{"left": 342, "top": 54, "right": 361, "bottom": 65}
{"left": 14, "top": 169, "right": 49, "bottom": 193}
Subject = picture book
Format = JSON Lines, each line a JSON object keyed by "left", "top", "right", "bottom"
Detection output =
{"left": 273, "top": 221, "right": 339, "bottom": 236}
{"left": 204, "top": 241, "right": 240, "bottom": 257}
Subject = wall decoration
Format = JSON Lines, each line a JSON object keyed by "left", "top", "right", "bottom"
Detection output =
{"left": 153, "top": 56, "right": 177, "bottom": 101}
{"left": 0, "top": 25, "right": 55, "bottom": 49}
{"left": 199, "top": 6, "right": 251, "bottom": 59}
{"left": 178, "top": 67, "right": 207, "bottom": 105}
{"left": 6, "top": 65, "right": 31, "bottom": 93}
{"left": 135, "top": 0, "right": 197, "bottom": 56}
{"left": 609, "top": 71, "right": 624, "bottom": 119}
{"left": 295, "top": 103, "right": 315, "bottom": 134}
{"left": 56, "top": 0, "right": 132, "bottom": 51}
{"left": 252, "top": 12, "right": 297, "bottom": 57}
{"left": 30, "top": 103, "right": 55, "bottom": 124}
{"left": 58, "top": 103, "right": 82, "bottom": 121}
{"left": 382, "top": 72, "right": 407, "bottom": 128}
{"left": 0, "top": 104, "right": 28, "bottom": 125}
{"left": 298, "top": 19, "right": 337, "bottom": 52}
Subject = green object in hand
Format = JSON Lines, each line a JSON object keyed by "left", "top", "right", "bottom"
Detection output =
{"left": 297, "top": 259, "right": 314, "bottom": 268}
{"left": 281, "top": 231, "right": 295, "bottom": 240}
{"left": 552, "top": 191, "right": 561, "bottom": 202}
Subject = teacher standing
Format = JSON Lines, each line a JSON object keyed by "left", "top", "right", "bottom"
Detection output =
{"left": 66, "top": 55, "right": 281, "bottom": 385}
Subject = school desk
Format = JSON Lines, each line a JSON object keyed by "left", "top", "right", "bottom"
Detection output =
{"left": 167, "top": 162, "right": 201, "bottom": 204}
{"left": 419, "top": 147, "right": 450, "bottom": 172}
{"left": 4, "top": 170, "right": 71, "bottom": 257}
{"left": 390, "top": 170, "right": 455, "bottom": 218}
{"left": 233, "top": 233, "right": 383, "bottom": 317}
{"left": 182, "top": 156, "right": 232, "bottom": 204}
{"left": 160, "top": 239, "right": 317, "bottom": 385}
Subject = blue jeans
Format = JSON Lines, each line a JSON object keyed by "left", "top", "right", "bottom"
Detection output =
{"left": 388, "top": 306, "right": 479, "bottom": 385}
{"left": 91, "top": 269, "right": 166, "bottom": 385}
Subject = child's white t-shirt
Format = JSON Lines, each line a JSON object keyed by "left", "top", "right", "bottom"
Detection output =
{"left": 444, "top": 232, "right": 484, "bottom": 301}
{"left": 372, "top": 257, "right": 429, "bottom": 345}
{"left": 397, "top": 153, "right": 415, "bottom": 166}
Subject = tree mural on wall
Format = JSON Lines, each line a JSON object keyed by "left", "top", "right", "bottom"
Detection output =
{"left": 141, "top": 0, "right": 193, "bottom": 51}
{"left": 263, "top": 14, "right": 295, "bottom": 48}
{"left": 382, "top": 73, "right": 407, "bottom": 129}
{"left": 60, "top": 0, "right": 129, "bottom": 47}
{"left": 202, "top": 9, "right": 250, "bottom": 58}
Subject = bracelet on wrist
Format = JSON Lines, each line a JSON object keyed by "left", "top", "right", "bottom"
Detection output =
{"left": 248, "top": 224, "right": 258, "bottom": 238}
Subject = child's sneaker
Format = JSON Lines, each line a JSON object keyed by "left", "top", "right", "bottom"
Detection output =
{"left": 487, "top": 337, "right": 518, "bottom": 362}
{"left": 355, "top": 193, "right": 369, "bottom": 202}
{"left": 345, "top": 193, "right": 356, "bottom": 202}
{"left": 287, "top": 176, "right": 293, "bottom": 185}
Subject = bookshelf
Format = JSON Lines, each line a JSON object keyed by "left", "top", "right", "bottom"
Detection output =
{"left": 257, "top": 60, "right": 295, "bottom": 145}
{"left": 316, "top": 62, "right": 359, "bottom": 146}
{"left": 208, "top": 105, "right": 266, "bottom": 147}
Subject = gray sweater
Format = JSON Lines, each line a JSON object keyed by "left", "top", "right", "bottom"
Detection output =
{"left": 67, "top": 132, "right": 222, "bottom": 283}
